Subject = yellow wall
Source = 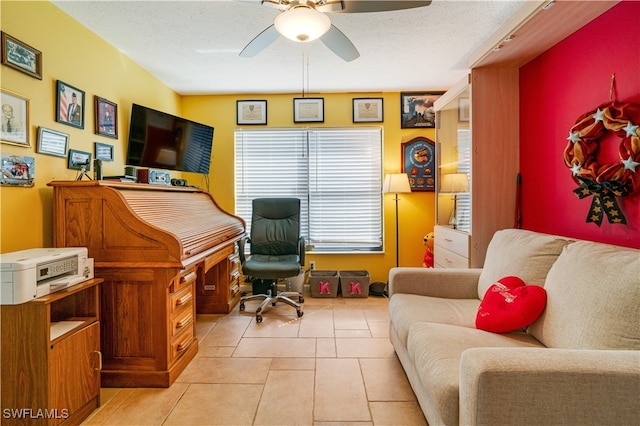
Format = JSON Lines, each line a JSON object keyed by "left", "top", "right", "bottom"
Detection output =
{"left": 184, "top": 94, "right": 436, "bottom": 282}
{"left": 1, "top": 1, "right": 436, "bottom": 283}
{"left": 1, "top": 1, "right": 181, "bottom": 252}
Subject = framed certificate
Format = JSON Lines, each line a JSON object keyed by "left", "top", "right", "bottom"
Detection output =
{"left": 36, "top": 126, "right": 69, "bottom": 158}
{"left": 353, "top": 98, "right": 383, "bottom": 123}
{"left": 237, "top": 100, "right": 267, "bottom": 125}
{"left": 293, "top": 98, "right": 324, "bottom": 123}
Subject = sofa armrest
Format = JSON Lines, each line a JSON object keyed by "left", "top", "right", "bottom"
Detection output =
{"left": 460, "top": 347, "right": 640, "bottom": 426}
{"left": 388, "top": 267, "right": 481, "bottom": 299}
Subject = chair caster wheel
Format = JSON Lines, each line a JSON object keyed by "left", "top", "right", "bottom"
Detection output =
{"left": 297, "top": 310, "right": 304, "bottom": 318}
{"left": 256, "top": 315, "right": 263, "bottom": 323}
{"left": 239, "top": 303, "right": 245, "bottom": 311}
{"left": 240, "top": 291, "right": 247, "bottom": 297}
{"left": 299, "top": 296, "right": 304, "bottom": 303}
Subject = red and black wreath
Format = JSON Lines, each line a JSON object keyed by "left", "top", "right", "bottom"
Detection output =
{"left": 563, "top": 101, "right": 640, "bottom": 226}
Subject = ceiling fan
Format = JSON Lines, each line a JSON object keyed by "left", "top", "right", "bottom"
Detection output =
{"left": 240, "top": 0, "right": 432, "bottom": 62}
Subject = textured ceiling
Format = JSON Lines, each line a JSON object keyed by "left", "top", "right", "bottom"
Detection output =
{"left": 52, "top": 0, "right": 527, "bottom": 95}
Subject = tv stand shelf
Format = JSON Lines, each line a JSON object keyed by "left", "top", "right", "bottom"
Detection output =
{"left": 1, "top": 278, "right": 103, "bottom": 426}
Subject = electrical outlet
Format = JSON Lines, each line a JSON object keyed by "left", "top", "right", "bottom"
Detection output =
{"left": 309, "top": 261, "right": 316, "bottom": 270}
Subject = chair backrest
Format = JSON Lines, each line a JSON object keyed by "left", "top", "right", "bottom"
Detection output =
{"left": 250, "top": 198, "right": 300, "bottom": 256}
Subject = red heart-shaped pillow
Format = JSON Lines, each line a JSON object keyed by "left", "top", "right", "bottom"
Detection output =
{"left": 476, "top": 276, "right": 547, "bottom": 333}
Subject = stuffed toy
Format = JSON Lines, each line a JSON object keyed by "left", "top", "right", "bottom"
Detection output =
{"left": 423, "top": 231, "right": 434, "bottom": 268}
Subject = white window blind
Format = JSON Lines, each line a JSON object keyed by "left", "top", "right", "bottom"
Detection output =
{"left": 456, "top": 128, "right": 471, "bottom": 233}
{"left": 235, "top": 127, "right": 383, "bottom": 252}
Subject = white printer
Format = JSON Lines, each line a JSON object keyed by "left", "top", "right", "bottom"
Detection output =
{"left": 1, "top": 247, "right": 94, "bottom": 305}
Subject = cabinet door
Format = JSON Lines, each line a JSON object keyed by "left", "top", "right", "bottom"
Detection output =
{"left": 49, "top": 322, "right": 100, "bottom": 425}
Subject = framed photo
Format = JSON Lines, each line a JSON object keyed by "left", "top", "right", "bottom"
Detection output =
{"left": 94, "top": 96, "right": 118, "bottom": 138}
{"left": 0, "top": 154, "right": 35, "bottom": 187}
{"left": 95, "top": 142, "right": 114, "bottom": 161}
{"left": 400, "top": 92, "right": 443, "bottom": 129}
{"left": 56, "top": 80, "right": 85, "bottom": 129}
{"left": 37, "top": 126, "right": 69, "bottom": 158}
{"left": 1, "top": 89, "right": 30, "bottom": 147}
{"left": 237, "top": 100, "right": 267, "bottom": 125}
{"left": 294, "top": 97, "right": 324, "bottom": 123}
{"left": 401, "top": 136, "right": 436, "bottom": 191}
{"left": 353, "top": 98, "right": 383, "bottom": 123}
{"left": 1, "top": 32, "right": 42, "bottom": 80}
{"left": 67, "top": 149, "right": 92, "bottom": 170}
{"left": 458, "top": 97, "right": 470, "bottom": 122}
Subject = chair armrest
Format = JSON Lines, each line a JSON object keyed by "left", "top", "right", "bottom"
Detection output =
{"left": 238, "top": 236, "right": 250, "bottom": 264}
{"left": 388, "top": 267, "right": 481, "bottom": 299}
{"left": 460, "top": 347, "right": 640, "bottom": 426}
{"left": 298, "top": 236, "right": 305, "bottom": 266}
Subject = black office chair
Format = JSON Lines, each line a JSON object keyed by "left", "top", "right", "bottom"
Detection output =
{"left": 238, "top": 198, "right": 305, "bottom": 323}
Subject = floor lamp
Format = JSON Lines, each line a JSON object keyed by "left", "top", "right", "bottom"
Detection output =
{"left": 383, "top": 173, "right": 411, "bottom": 267}
{"left": 440, "top": 173, "right": 469, "bottom": 230}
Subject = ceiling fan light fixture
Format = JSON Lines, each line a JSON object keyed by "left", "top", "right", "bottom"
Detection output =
{"left": 274, "top": 6, "right": 331, "bottom": 42}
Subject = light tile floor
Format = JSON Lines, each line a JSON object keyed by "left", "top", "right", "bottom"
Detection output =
{"left": 83, "top": 286, "right": 427, "bottom": 425}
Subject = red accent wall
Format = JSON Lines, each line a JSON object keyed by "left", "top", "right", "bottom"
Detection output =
{"left": 519, "top": 1, "right": 640, "bottom": 248}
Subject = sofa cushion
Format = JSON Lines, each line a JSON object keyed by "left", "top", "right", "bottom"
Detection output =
{"left": 406, "top": 322, "right": 544, "bottom": 426}
{"left": 476, "top": 276, "right": 547, "bottom": 333}
{"left": 478, "top": 229, "right": 572, "bottom": 299}
{"left": 528, "top": 240, "right": 640, "bottom": 350}
{"left": 388, "top": 293, "right": 479, "bottom": 347}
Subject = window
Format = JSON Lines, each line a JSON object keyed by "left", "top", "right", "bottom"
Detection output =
{"left": 235, "top": 127, "right": 383, "bottom": 252}
{"left": 455, "top": 128, "right": 471, "bottom": 232}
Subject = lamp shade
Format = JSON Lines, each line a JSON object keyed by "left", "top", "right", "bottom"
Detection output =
{"left": 274, "top": 6, "right": 331, "bottom": 42}
{"left": 440, "top": 173, "right": 469, "bottom": 193}
{"left": 383, "top": 173, "right": 411, "bottom": 194}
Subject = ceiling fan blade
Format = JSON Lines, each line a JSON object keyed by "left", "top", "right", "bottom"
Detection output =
{"left": 320, "top": 25, "right": 360, "bottom": 62}
{"left": 340, "top": 1, "right": 431, "bottom": 13}
{"left": 240, "top": 25, "right": 280, "bottom": 58}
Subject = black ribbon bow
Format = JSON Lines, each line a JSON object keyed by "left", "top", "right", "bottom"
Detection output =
{"left": 574, "top": 177, "right": 628, "bottom": 226}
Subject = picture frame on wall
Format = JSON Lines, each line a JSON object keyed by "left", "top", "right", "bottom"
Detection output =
{"left": 56, "top": 80, "right": 85, "bottom": 129}
{"left": 237, "top": 100, "right": 267, "bottom": 125}
{"left": 36, "top": 126, "right": 69, "bottom": 158}
{"left": 0, "top": 154, "right": 35, "bottom": 187}
{"left": 293, "top": 97, "right": 324, "bottom": 123}
{"left": 95, "top": 96, "right": 118, "bottom": 138}
{"left": 353, "top": 98, "right": 383, "bottom": 123}
{"left": 67, "top": 149, "right": 92, "bottom": 171}
{"left": 400, "top": 92, "right": 443, "bottom": 129}
{"left": 1, "top": 89, "right": 30, "bottom": 147}
{"left": 401, "top": 136, "right": 436, "bottom": 191}
{"left": 95, "top": 142, "right": 114, "bottom": 161}
{"left": 1, "top": 32, "right": 42, "bottom": 80}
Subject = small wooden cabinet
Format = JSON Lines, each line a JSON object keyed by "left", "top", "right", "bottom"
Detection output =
{"left": 1, "top": 279, "right": 102, "bottom": 426}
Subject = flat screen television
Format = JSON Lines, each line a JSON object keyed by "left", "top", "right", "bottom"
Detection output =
{"left": 126, "top": 104, "right": 214, "bottom": 174}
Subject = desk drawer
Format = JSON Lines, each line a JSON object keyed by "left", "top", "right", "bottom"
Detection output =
{"left": 434, "top": 246, "right": 470, "bottom": 269}
{"left": 170, "top": 285, "right": 193, "bottom": 315}
{"left": 173, "top": 268, "right": 197, "bottom": 294}
{"left": 435, "top": 226, "right": 469, "bottom": 258}
{"left": 170, "top": 326, "right": 194, "bottom": 362}
{"left": 171, "top": 308, "right": 194, "bottom": 337}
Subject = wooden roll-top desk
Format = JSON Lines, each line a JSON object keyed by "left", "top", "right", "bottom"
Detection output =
{"left": 48, "top": 181, "right": 246, "bottom": 388}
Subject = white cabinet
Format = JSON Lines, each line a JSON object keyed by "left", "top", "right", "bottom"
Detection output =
{"left": 434, "top": 225, "right": 470, "bottom": 268}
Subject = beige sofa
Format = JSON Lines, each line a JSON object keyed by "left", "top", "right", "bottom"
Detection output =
{"left": 388, "top": 229, "right": 640, "bottom": 426}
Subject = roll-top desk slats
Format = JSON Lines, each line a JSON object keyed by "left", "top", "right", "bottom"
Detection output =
{"left": 48, "top": 181, "right": 246, "bottom": 388}
{"left": 119, "top": 190, "right": 245, "bottom": 259}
